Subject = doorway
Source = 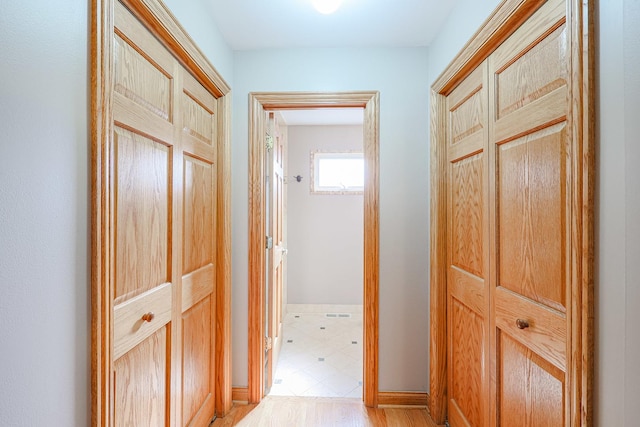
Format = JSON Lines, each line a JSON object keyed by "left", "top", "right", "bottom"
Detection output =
{"left": 268, "top": 110, "right": 365, "bottom": 399}
{"left": 247, "top": 91, "right": 380, "bottom": 407}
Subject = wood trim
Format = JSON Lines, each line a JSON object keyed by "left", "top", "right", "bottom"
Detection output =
{"left": 247, "top": 94, "right": 266, "bottom": 404}
{"left": 581, "top": 0, "right": 595, "bottom": 423}
{"left": 91, "top": 1, "right": 114, "bottom": 425}
{"left": 91, "top": 0, "right": 231, "bottom": 425}
{"left": 247, "top": 91, "right": 380, "bottom": 407}
{"left": 216, "top": 94, "right": 233, "bottom": 417}
{"left": 428, "top": 88, "right": 448, "bottom": 425}
{"left": 378, "top": 392, "right": 430, "bottom": 407}
{"left": 570, "top": 0, "right": 595, "bottom": 425}
{"left": 363, "top": 92, "right": 380, "bottom": 409}
{"left": 428, "top": 0, "right": 594, "bottom": 424}
{"left": 244, "top": 91, "right": 377, "bottom": 110}
{"left": 232, "top": 387, "right": 249, "bottom": 403}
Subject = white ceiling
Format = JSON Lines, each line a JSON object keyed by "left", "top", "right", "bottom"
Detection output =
{"left": 206, "top": 0, "right": 458, "bottom": 50}
{"left": 279, "top": 108, "right": 364, "bottom": 126}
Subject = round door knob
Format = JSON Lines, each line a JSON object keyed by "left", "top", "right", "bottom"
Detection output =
{"left": 515, "top": 318, "right": 529, "bottom": 329}
{"left": 142, "top": 312, "right": 155, "bottom": 322}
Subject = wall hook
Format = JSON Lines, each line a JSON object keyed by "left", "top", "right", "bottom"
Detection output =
{"left": 294, "top": 175, "right": 303, "bottom": 182}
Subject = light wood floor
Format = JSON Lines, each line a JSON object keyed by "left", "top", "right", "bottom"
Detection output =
{"left": 211, "top": 396, "right": 440, "bottom": 427}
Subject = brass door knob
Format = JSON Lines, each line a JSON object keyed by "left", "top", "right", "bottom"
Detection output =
{"left": 142, "top": 312, "right": 155, "bottom": 322}
{"left": 515, "top": 318, "right": 529, "bottom": 329}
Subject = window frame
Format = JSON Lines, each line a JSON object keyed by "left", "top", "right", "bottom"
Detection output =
{"left": 310, "top": 150, "right": 365, "bottom": 195}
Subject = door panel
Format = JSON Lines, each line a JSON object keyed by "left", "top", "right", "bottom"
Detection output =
{"left": 447, "top": 62, "right": 490, "bottom": 427}
{"left": 181, "top": 70, "right": 217, "bottom": 161}
{"left": 451, "top": 153, "right": 484, "bottom": 277}
{"left": 450, "top": 299, "right": 484, "bottom": 427}
{"left": 451, "top": 86, "right": 485, "bottom": 145}
{"left": 182, "top": 93, "right": 215, "bottom": 146}
{"left": 113, "top": 5, "right": 174, "bottom": 122}
{"left": 497, "top": 124, "right": 567, "bottom": 312}
{"left": 114, "top": 327, "right": 169, "bottom": 427}
{"left": 489, "top": 0, "right": 569, "bottom": 425}
{"left": 498, "top": 333, "right": 565, "bottom": 426}
{"left": 114, "top": 127, "right": 171, "bottom": 304}
{"left": 182, "top": 296, "right": 214, "bottom": 426}
{"left": 493, "top": 25, "right": 567, "bottom": 121}
{"left": 182, "top": 155, "right": 215, "bottom": 275}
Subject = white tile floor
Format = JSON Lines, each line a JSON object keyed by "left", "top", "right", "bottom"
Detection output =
{"left": 269, "top": 311, "right": 363, "bottom": 398}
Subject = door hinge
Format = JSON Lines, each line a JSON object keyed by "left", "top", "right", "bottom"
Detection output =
{"left": 266, "top": 235, "right": 273, "bottom": 249}
{"left": 265, "top": 336, "right": 273, "bottom": 351}
{"left": 444, "top": 419, "right": 450, "bottom": 427}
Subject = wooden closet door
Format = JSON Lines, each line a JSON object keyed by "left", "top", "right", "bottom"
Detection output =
{"left": 488, "top": 0, "right": 570, "bottom": 424}
{"left": 446, "top": 62, "right": 490, "bottom": 427}
{"left": 112, "top": 3, "right": 178, "bottom": 425}
{"left": 111, "top": 2, "right": 217, "bottom": 425}
{"left": 180, "top": 70, "right": 218, "bottom": 426}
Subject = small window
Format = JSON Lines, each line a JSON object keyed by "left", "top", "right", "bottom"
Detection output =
{"left": 311, "top": 151, "right": 364, "bottom": 194}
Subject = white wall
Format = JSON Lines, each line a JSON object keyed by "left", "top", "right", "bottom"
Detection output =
{"left": 0, "top": 1, "right": 88, "bottom": 425}
{"left": 596, "top": 0, "right": 626, "bottom": 423}
{"left": 0, "top": 0, "right": 232, "bottom": 424}
{"left": 429, "top": 0, "right": 640, "bottom": 424}
{"left": 287, "top": 125, "right": 364, "bottom": 305}
{"left": 232, "top": 48, "right": 431, "bottom": 390}
{"left": 623, "top": 0, "right": 640, "bottom": 422}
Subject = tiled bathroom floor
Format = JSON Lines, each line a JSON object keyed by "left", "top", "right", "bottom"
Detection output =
{"left": 268, "top": 311, "right": 363, "bottom": 398}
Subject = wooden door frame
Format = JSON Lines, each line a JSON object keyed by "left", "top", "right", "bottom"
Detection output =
{"left": 428, "top": 0, "right": 594, "bottom": 425}
{"left": 248, "top": 91, "right": 380, "bottom": 407}
{"left": 90, "top": 0, "right": 233, "bottom": 424}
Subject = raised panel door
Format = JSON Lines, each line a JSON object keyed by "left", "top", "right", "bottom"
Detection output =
{"left": 111, "top": 3, "right": 218, "bottom": 426}
{"left": 433, "top": 0, "right": 593, "bottom": 425}
{"left": 446, "top": 62, "right": 490, "bottom": 427}
{"left": 488, "top": 0, "right": 570, "bottom": 425}
{"left": 180, "top": 69, "right": 217, "bottom": 427}
{"left": 112, "top": 3, "right": 176, "bottom": 425}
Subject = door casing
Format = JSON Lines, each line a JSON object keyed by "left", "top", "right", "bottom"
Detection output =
{"left": 428, "top": 0, "right": 595, "bottom": 424}
{"left": 248, "top": 91, "right": 380, "bottom": 407}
